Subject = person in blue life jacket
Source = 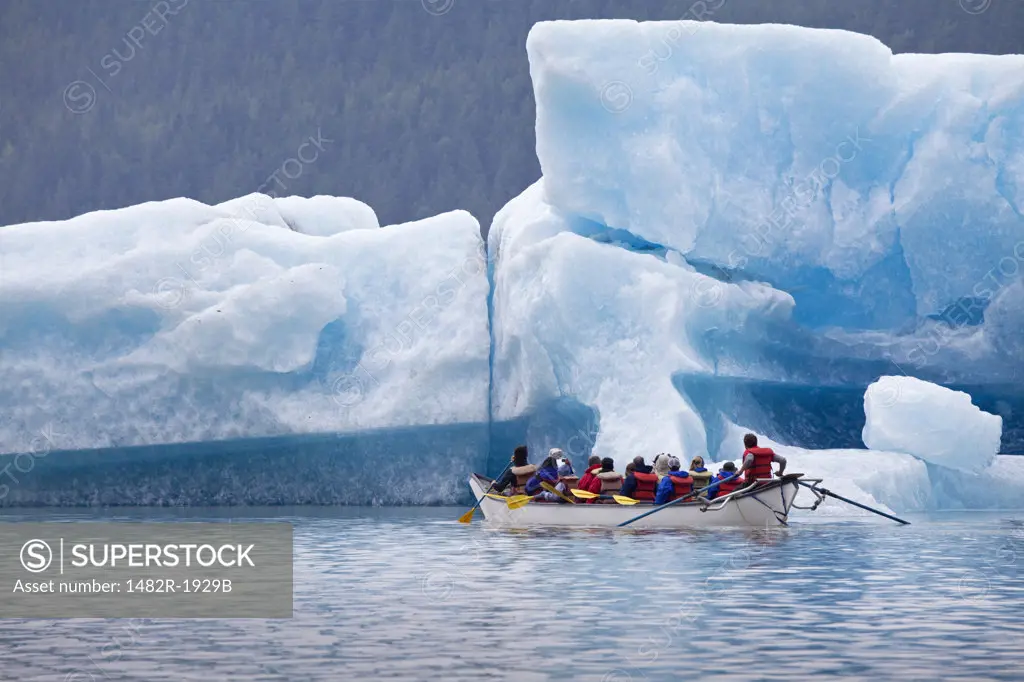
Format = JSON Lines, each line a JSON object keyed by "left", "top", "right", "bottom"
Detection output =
{"left": 654, "top": 457, "right": 695, "bottom": 505}
{"left": 525, "top": 449, "right": 561, "bottom": 496}
{"left": 707, "top": 461, "right": 742, "bottom": 499}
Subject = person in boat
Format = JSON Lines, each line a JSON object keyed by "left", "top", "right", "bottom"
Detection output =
{"left": 578, "top": 454, "right": 602, "bottom": 492}
{"left": 533, "top": 454, "right": 577, "bottom": 503}
{"left": 492, "top": 445, "right": 536, "bottom": 494}
{"left": 584, "top": 457, "right": 623, "bottom": 502}
{"left": 632, "top": 455, "right": 654, "bottom": 475}
{"left": 654, "top": 456, "right": 695, "bottom": 505}
{"left": 707, "top": 461, "right": 741, "bottom": 499}
{"left": 556, "top": 454, "right": 579, "bottom": 493}
{"left": 622, "top": 458, "right": 659, "bottom": 502}
{"left": 738, "top": 433, "right": 786, "bottom": 486}
{"left": 688, "top": 456, "right": 713, "bottom": 497}
{"left": 524, "top": 449, "right": 561, "bottom": 496}
{"left": 652, "top": 453, "right": 672, "bottom": 480}
{"left": 620, "top": 461, "right": 637, "bottom": 497}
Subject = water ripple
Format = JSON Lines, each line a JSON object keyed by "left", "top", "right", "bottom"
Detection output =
{"left": 2, "top": 508, "right": 1023, "bottom": 681}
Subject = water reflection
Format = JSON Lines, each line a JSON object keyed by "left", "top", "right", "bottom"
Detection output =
{"left": 1, "top": 508, "right": 1022, "bottom": 681}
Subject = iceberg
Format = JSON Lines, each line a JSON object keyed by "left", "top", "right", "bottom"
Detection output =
{"left": 0, "top": 194, "right": 490, "bottom": 456}
{"left": 863, "top": 376, "right": 1002, "bottom": 473}
{"left": 528, "top": 20, "right": 1024, "bottom": 334}
{"left": 3, "top": 20, "right": 1024, "bottom": 509}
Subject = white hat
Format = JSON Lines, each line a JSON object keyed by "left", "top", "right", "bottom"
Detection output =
{"left": 549, "top": 448, "right": 564, "bottom": 458}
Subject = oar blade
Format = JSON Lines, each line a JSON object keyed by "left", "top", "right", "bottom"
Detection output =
{"left": 540, "top": 481, "right": 577, "bottom": 504}
{"left": 571, "top": 488, "right": 597, "bottom": 499}
{"left": 457, "top": 508, "right": 476, "bottom": 524}
{"left": 612, "top": 495, "right": 639, "bottom": 505}
{"left": 506, "top": 495, "right": 532, "bottom": 510}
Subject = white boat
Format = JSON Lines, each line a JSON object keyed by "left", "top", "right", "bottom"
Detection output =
{"left": 467, "top": 473, "right": 820, "bottom": 529}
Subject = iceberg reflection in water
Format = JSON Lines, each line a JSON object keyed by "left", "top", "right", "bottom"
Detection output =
{"left": 1, "top": 506, "right": 1021, "bottom": 681}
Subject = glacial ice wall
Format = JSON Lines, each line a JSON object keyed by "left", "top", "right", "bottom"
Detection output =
{"left": 527, "top": 20, "right": 1024, "bottom": 367}
{"left": 489, "top": 19, "right": 1024, "bottom": 462}
{"left": 4, "top": 19, "right": 1024, "bottom": 510}
{"left": 0, "top": 194, "right": 490, "bottom": 455}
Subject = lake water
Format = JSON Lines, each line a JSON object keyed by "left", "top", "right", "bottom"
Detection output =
{"left": 2, "top": 507, "right": 1023, "bottom": 681}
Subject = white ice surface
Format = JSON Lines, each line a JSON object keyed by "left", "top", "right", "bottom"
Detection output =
{"left": 0, "top": 197, "right": 488, "bottom": 452}
{"left": 863, "top": 376, "right": 1002, "bottom": 474}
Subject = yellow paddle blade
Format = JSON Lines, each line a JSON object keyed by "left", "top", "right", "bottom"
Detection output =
{"left": 571, "top": 488, "right": 598, "bottom": 499}
{"left": 612, "top": 495, "right": 640, "bottom": 505}
{"left": 506, "top": 495, "right": 532, "bottom": 510}
{"left": 457, "top": 508, "right": 476, "bottom": 524}
{"left": 540, "top": 481, "right": 577, "bottom": 504}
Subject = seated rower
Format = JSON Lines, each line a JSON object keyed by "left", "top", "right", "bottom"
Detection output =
{"left": 493, "top": 445, "right": 531, "bottom": 494}
{"left": 620, "top": 462, "right": 637, "bottom": 497}
{"left": 534, "top": 454, "right": 577, "bottom": 503}
{"left": 652, "top": 453, "right": 672, "bottom": 480}
{"left": 585, "top": 457, "right": 623, "bottom": 503}
{"left": 654, "top": 457, "right": 694, "bottom": 505}
{"left": 525, "top": 450, "right": 561, "bottom": 496}
{"left": 739, "top": 433, "right": 786, "bottom": 487}
{"left": 622, "top": 459, "right": 658, "bottom": 502}
{"left": 707, "top": 461, "right": 741, "bottom": 499}
{"left": 688, "top": 456, "right": 713, "bottom": 497}
{"left": 555, "top": 452, "right": 579, "bottom": 491}
{"left": 578, "top": 455, "right": 602, "bottom": 492}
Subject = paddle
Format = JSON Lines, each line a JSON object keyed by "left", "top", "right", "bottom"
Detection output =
{"left": 459, "top": 462, "right": 512, "bottom": 523}
{"left": 570, "top": 489, "right": 640, "bottom": 505}
{"left": 540, "top": 481, "right": 577, "bottom": 504}
{"left": 506, "top": 494, "right": 532, "bottom": 510}
{"left": 797, "top": 480, "right": 910, "bottom": 525}
{"left": 617, "top": 471, "right": 744, "bottom": 527}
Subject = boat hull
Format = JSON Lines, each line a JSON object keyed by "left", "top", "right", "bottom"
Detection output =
{"left": 468, "top": 474, "right": 801, "bottom": 529}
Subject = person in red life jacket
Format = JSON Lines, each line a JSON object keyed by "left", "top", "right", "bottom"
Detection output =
{"left": 577, "top": 455, "right": 602, "bottom": 493}
{"left": 654, "top": 456, "right": 694, "bottom": 505}
{"left": 585, "top": 457, "right": 623, "bottom": 502}
{"left": 621, "top": 459, "right": 659, "bottom": 501}
{"left": 707, "top": 461, "right": 741, "bottom": 499}
{"left": 738, "top": 433, "right": 786, "bottom": 486}
{"left": 492, "top": 445, "right": 531, "bottom": 494}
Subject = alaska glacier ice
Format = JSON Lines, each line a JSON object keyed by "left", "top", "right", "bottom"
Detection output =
{"left": 487, "top": 19, "right": 1024, "bottom": 509}
{"left": 5, "top": 20, "right": 1024, "bottom": 509}
{"left": 0, "top": 195, "right": 489, "bottom": 455}
{"left": 863, "top": 376, "right": 1002, "bottom": 474}
{"left": 489, "top": 179, "right": 795, "bottom": 463}
{"left": 214, "top": 192, "right": 380, "bottom": 236}
{"left": 527, "top": 19, "right": 1024, "bottom": 352}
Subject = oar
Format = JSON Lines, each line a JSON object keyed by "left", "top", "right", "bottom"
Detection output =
{"left": 459, "top": 462, "right": 512, "bottom": 523}
{"left": 540, "top": 481, "right": 577, "bottom": 504}
{"left": 506, "top": 494, "right": 532, "bottom": 510}
{"left": 570, "top": 489, "right": 640, "bottom": 505}
{"left": 617, "top": 472, "right": 744, "bottom": 527}
{"left": 797, "top": 481, "right": 910, "bottom": 525}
